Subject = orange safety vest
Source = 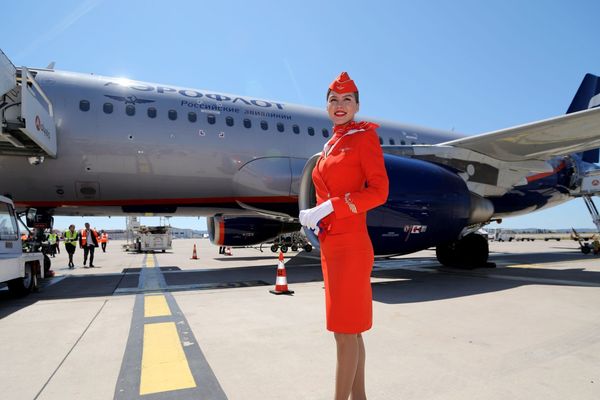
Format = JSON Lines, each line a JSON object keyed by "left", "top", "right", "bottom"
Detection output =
{"left": 100, "top": 233, "right": 108, "bottom": 243}
{"left": 80, "top": 229, "right": 99, "bottom": 246}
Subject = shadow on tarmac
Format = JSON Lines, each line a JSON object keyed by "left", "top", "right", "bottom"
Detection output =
{"left": 1, "top": 249, "right": 598, "bottom": 318}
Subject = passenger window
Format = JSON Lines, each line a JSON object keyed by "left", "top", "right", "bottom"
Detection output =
{"left": 79, "top": 100, "right": 90, "bottom": 112}
{"left": 292, "top": 124, "right": 300, "bottom": 134}
{"left": 168, "top": 110, "right": 177, "bottom": 121}
{"left": 411, "top": 141, "right": 416, "bottom": 145}
{"left": 322, "top": 128, "right": 329, "bottom": 138}
{"left": 103, "top": 102, "right": 113, "bottom": 114}
{"left": 277, "top": 122, "right": 284, "bottom": 132}
{"left": 378, "top": 136, "right": 383, "bottom": 144}
{"left": 125, "top": 104, "right": 135, "bottom": 116}
{"left": 188, "top": 112, "right": 197, "bottom": 123}
{"left": 147, "top": 107, "right": 157, "bottom": 118}
{"left": 308, "top": 127, "right": 315, "bottom": 136}
{"left": 261, "top": 120, "right": 268, "bottom": 130}
{"left": 207, "top": 114, "right": 216, "bottom": 125}
{"left": 243, "top": 118, "right": 252, "bottom": 129}
{"left": 389, "top": 138, "right": 395, "bottom": 145}
{"left": 226, "top": 116, "right": 234, "bottom": 127}
{"left": 401, "top": 140, "right": 406, "bottom": 145}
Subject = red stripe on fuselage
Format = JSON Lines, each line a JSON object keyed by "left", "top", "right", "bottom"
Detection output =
{"left": 16, "top": 196, "right": 298, "bottom": 208}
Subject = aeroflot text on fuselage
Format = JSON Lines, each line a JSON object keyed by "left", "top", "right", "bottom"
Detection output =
{"left": 103, "top": 81, "right": 286, "bottom": 110}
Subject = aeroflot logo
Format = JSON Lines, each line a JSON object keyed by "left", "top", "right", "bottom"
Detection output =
{"left": 104, "top": 95, "right": 155, "bottom": 105}
{"left": 34, "top": 115, "right": 51, "bottom": 139}
{"left": 104, "top": 81, "right": 285, "bottom": 110}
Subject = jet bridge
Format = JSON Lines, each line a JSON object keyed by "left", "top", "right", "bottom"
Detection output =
{"left": 0, "top": 49, "right": 56, "bottom": 160}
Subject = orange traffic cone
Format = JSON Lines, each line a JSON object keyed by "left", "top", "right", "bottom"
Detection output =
{"left": 191, "top": 244, "right": 198, "bottom": 260}
{"left": 269, "top": 251, "right": 294, "bottom": 295}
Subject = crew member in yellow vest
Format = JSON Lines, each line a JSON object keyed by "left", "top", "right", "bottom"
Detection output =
{"left": 99, "top": 230, "right": 109, "bottom": 252}
{"left": 48, "top": 232, "right": 58, "bottom": 258}
{"left": 64, "top": 225, "right": 78, "bottom": 269}
{"left": 79, "top": 222, "right": 99, "bottom": 268}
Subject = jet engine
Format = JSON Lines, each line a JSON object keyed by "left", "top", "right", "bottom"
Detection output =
{"left": 299, "top": 153, "right": 494, "bottom": 256}
{"left": 207, "top": 215, "right": 301, "bottom": 247}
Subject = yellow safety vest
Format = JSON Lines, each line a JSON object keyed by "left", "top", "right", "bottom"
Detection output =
{"left": 64, "top": 230, "right": 78, "bottom": 246}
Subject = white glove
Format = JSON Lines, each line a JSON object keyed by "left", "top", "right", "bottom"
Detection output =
{"left": 299, "top": 200, "right": 334, "bottom": 230}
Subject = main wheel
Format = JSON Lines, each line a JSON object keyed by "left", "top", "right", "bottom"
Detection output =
{"left": 436, "top": 242, "right": 458, "bottom": 267}
{"left": 303, "top": 244, "right": 312, "bottom": 252}
{"left": 291, "top": 244, "right": 298, "bottom": 252}
{"left": 280, "top": 245, "right": 288, "bottom": 253}
{"left": 458, "top": 234, "right": 489, "bottom": 268}
{"left": 270, "top": 244, "right": 278, "bottom": 253}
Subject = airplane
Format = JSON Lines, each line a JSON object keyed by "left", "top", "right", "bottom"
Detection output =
{"left": 1, "top": 48, "right": 599, "bottom": 268}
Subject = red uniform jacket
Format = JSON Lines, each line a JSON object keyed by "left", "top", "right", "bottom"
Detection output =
{"left": 312, "top": 125, "right": 389, "bottom": 235}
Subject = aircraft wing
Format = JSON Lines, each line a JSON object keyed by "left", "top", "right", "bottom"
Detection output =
{"left": 439, "top": 106, "right": 600, "bottom": 162}
{"left": 382, "top": 106, "right": 600, "bottom": 198}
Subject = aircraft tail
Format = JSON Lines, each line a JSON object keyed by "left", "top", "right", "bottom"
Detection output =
{"left": 567, "top": 73, "right": 600, "bottom": 163}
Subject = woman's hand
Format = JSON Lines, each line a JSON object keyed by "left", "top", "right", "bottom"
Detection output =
{"left": 299, "top": 200, "right": 334, "bottom": 231}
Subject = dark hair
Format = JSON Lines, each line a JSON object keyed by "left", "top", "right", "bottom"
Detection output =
{"left": 327, "top": 89, "right": 359, "bottom": 103}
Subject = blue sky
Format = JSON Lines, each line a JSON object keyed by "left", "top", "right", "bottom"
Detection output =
{"left": 2, "top": 0, "right": 600, "bottom": 231}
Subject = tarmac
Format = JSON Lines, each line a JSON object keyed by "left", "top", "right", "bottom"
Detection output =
{"left": 1, "top": 238, "right": 599, "bottom": 400}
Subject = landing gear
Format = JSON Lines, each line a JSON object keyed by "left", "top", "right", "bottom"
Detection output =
{"left": 270, "top": 232, "right": 311, "bottom": 253}
{"left": 436, "top": 233, "right": 489, "bottom": 269}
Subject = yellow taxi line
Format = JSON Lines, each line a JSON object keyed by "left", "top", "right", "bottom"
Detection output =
{"left": 144, "top": 294, "right": 171, "bottom": 318}
{"left": 146, "top": 256, "right": 155, "bottom": 268}
{"left": 139, "top": 322, "right": 197, "bottom": 395}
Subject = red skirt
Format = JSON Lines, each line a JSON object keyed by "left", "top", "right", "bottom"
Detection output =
{"left": 320, "top": 231, "right": 374, "bottom": 333}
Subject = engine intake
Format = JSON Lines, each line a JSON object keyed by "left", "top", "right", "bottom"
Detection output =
{"left": 299, "top": 153, "right": 494, "bottom": 255}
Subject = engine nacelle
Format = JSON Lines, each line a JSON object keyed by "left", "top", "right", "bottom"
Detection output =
{"left": 207, "top": 215, "right": 301, "bottom": 246}
{"left": 299, "top": 153, "right": 493, "bottom": 255}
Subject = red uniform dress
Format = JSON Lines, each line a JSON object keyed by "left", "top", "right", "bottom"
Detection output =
{"left": 312, "top": 120, "right": 389, "bottom": 333}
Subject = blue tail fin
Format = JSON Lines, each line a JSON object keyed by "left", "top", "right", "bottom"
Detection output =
{"left": 567, "top": 73, "right": 600, "bottom": 163}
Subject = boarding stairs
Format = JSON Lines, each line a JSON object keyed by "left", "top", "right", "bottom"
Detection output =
{"left": 0, "top": 49, "right": 56, "bottom": 160}
{"left": 576, "top": 169, "right": 600, "bottom": 232}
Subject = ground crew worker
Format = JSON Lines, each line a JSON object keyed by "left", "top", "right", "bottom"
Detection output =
{"left": 79, "top": 222, "right": 99, "bottom": 268}
{"left": 47, "top": 231, "right": 58, "bottom": 257}
{"left": 299, "top": 72, "right": 389, "bottom": 400}
{"left": 63, "top": 224, "right": 78, "bottom": 269}
{"left": 99, "top": 230, "right": 109, "bottom": 252}
{"left": 592, "top": 235, "right": 600, "bottom": 255}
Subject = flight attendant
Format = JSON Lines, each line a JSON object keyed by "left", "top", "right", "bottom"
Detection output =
{"left": 300, "top": 72, "right": 389, "bottom": 400}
